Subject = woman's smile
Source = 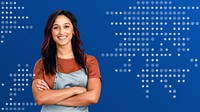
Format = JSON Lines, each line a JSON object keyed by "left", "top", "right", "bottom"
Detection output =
{"left": 58, "top": 36, "right": 67, "bottom": 40}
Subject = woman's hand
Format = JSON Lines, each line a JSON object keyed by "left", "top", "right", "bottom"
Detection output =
{"left": 36, "top": 80, "right": 50, "bottom": 91}
{"left": 36, "top": 80, "right": 86, "bottom": 94}
{"left": 32, "top": 79, "right": 87, "bottom": 105}
{"left": 73, "top": 87, "right": 87, "bottom": 95}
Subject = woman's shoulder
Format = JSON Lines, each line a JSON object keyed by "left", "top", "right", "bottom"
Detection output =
{"left": 34, "top": 58, "right": 43, "bottom": 66}
{"left": 33, "top": 58, "right": 45, "bottom": 77}
{"left": 34, "top": 58, "right": 44, "bottom": 71}
{"left": 85, "top": 54, "right": 98, "bottom": 62}
{"left": 85, "top": 54, "right": 99, "bottom": 67}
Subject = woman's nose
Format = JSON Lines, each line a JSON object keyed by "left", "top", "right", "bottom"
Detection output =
{"left": 59, "top": 28, "right": 65, "bottom": 35}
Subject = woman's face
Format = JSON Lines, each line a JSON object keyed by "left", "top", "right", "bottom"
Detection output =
{"left": 51, "top": 15, "right": 74, "bottom": 46}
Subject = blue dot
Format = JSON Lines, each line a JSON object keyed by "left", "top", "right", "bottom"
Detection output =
{"left": 196, "top": 22, "right": 199, "bottom": 25}
{"left": 146, "top": 89, "right": 149, "bottom": 93}
{"left": 145, "top": 94, "right": 149, "bottom": 99}
{"left": 18, "top": 107, "right": 21, "bottom": 110}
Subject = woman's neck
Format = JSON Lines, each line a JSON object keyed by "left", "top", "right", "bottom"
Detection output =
{"left": 56, "top": 44, "right": 74, "bottom": 59}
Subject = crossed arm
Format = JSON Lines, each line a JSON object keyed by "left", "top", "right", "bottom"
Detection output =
{"left": 32, "top": 78, "right": 101, "bottom": 106}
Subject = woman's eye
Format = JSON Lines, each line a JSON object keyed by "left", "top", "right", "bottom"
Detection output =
{"left": 65, "top": 26, "right": 69, "bottom": 28}
{"left": 53, "top": 27, "right": 58, "bottom": 29}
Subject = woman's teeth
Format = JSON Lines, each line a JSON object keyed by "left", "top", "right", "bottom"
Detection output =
{"left": 58, "top": 36, "right": 66, "bottom": 40}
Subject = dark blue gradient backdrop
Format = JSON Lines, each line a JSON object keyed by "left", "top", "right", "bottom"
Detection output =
{"left": 0, "top": 0, "right": 200, "bottom": 112}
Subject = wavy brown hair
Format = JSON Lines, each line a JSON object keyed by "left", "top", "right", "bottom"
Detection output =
{"left": 41, "top": 10, "right": 86, "bottom": 75}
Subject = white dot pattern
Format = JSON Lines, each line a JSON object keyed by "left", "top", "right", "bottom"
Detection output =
{"left": 104, "top": 1, "right": 199, "bottom": 99}
{"left": 0, "top": 1, "right": 33, "bottom": 44}
{"left": 1, "top": 64, "right": 36, "bottom": 111}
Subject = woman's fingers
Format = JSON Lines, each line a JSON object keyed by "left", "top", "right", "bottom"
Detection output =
{"left": 41, "top": 80, "right": 50, "bottom": 89}
{"left": 36, "top": 80, "right": 50, "bottom": 91}
{"left": 36, "top": 84, "right": 48, "bottom": 90}
{"left": 74, "top": 87, "right": 87, "bottom": 94}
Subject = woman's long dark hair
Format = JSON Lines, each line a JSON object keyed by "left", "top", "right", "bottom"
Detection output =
{"left": 41, "top": 10, "right": 86, "bottom": 75}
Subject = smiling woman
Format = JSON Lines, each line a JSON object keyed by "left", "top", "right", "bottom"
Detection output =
{"left": 32, "top": 10, "right": 101, "bottom": 112}
{"left": 51, "top": 15, "right": 74, "bottom": 47}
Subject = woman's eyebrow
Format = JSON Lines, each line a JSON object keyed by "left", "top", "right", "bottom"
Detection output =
{"left": 53, "top": 23, "right": 71, "bottom": 26}
{"left": 64, "top": 23, "right": 71, "bottom": 25}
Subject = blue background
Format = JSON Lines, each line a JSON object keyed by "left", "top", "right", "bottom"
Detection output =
{"left": 0, "top": 0, "right": 200, "bottom": 112}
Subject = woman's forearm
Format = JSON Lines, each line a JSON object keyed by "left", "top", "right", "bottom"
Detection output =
{"left": 57, "top": 90, "right": 99, "bottom": 106}
{"left": 57, "top": 78, "right": 101, "bottom": 106}
{"left": 32, "top": 79, "right": 86, "bottom": 105}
